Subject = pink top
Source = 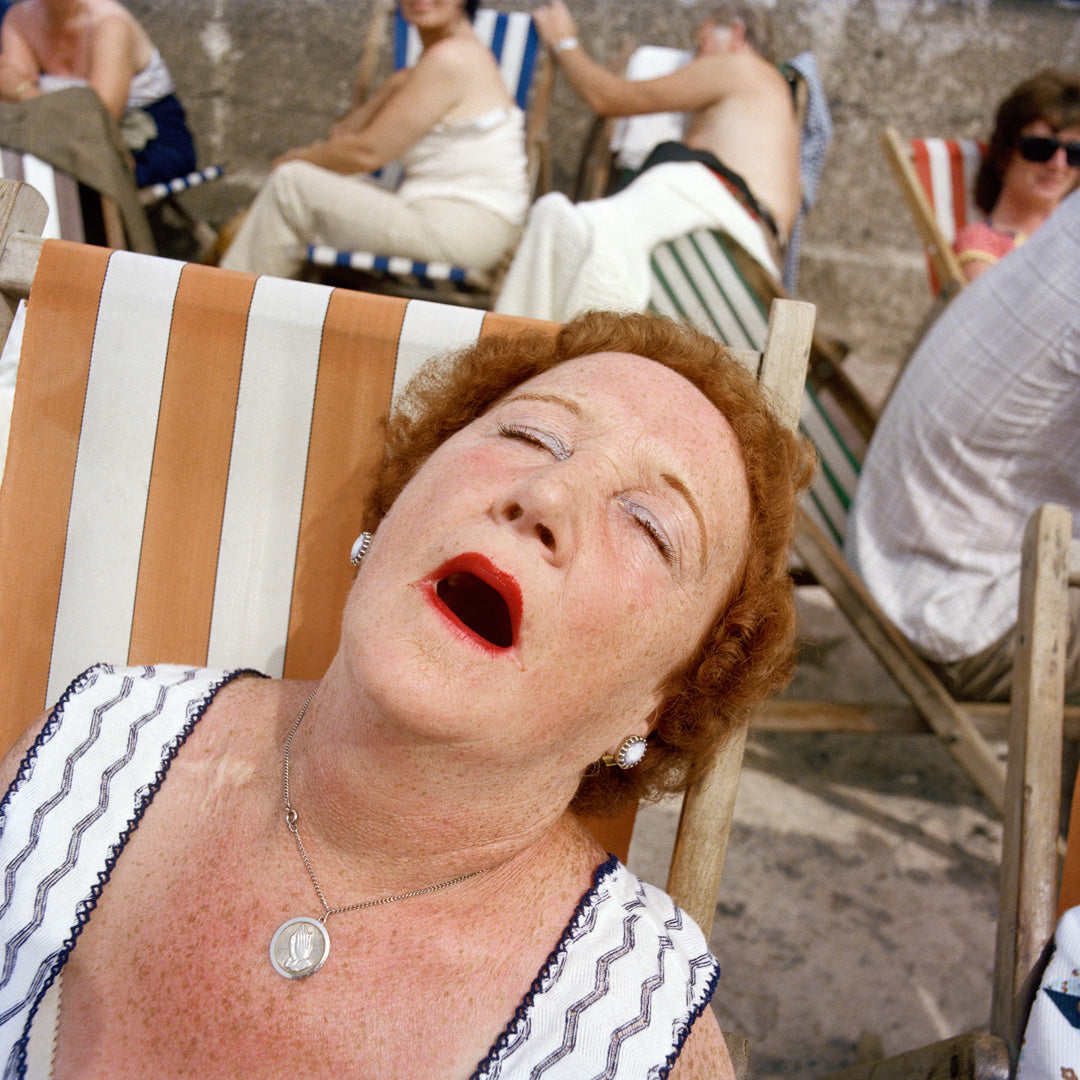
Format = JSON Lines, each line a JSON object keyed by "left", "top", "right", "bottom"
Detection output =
{"left": 953, "top": 220, "right": 1025, "bottom": 271}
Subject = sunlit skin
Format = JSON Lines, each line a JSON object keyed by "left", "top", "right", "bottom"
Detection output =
{"left": 2, "top": 352, "right": 746, "bottom": 1078}
{"left": 0, "top": 0, "right": 156, "bottom": 120}
{"left": 332, "top": 351, "right": 752, "bottom": 789}
{"left": 531, "top": 0, "right": 801, "bottom": 237}
{"left": 270, "top": 0, "right": 512, "bottom": 175}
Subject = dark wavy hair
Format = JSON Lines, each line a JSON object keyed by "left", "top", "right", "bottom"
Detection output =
{"left": 363, "top": 311, "right": 815, "bottom": 817}
{"left": 975, "top": 68, "right": 1080, "bottom": 214}
{"left": 400, "top": 0, "right": 480, "bottom": 20}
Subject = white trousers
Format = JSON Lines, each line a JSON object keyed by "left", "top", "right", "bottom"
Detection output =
{"left": 220, "top": 160, "right": 520, "bottom": 279}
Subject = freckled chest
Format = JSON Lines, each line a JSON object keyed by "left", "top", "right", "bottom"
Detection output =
{"left": 48, "top": 737, "right": 567, "bottom": 1079}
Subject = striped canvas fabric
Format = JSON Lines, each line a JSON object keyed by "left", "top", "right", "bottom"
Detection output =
{"left": 396, "top": 8, "right": 541, "bottom": 111}
{"left": 0, "top": 239, "right": 556, "bottom": 752}
{"left": 138, "top": 163, "right": 225, "bottom": 205}
{"left": 648, "top": 229, "right": 770, "bottom": 350}
{"left": 305, "top": 245, "right": 492, "bottom": 290}
{"left": 647, "top": 227, "right": 857, "bottom": 545}
{"left": 0, "top": 150, "right": 83, "bottom": 242}
{"left": 910, "top": 136, "right": 985, "bottom": 292}
{"left": 306, "top": 8, "right": 543, "bottom": 298}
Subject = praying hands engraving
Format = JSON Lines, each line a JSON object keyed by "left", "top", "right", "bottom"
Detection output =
{"left": 285, "top": 922, "right": 316, "bottom": 973}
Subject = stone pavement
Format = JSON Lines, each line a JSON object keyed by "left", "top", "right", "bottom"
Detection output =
{"left": 627, "top": 586, "right": 1002, "bottom": 1079}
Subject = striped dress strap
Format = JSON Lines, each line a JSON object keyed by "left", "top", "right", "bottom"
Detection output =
{"left": 474, "top": 857, "right": 719, "bottom": 1079}
{"left": 0, "top": 664, "right": 248, "bottom": 1079}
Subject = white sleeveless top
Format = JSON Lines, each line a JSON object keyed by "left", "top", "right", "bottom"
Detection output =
{"left": 37, "top": 47, "right": 175, "bottom": 111}
{"left": 398, "top": 106, "right": 529, "bottom": 227}
{"left": 1, "top": 665, "right": 719, "bottom": 1079}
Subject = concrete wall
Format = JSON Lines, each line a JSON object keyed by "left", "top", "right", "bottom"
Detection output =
{"left": 128, "top": 0, "right": 1080, "bottom": 398}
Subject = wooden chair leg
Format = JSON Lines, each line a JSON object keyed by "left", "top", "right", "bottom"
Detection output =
{"left": 100, "top": 194, "right": 126, "bottom": 250}
{"left": 823, "top": 1033, "right": 1010, "bottom": 1080}
{"left": 991, "top": 504, "right": 1072, "bottom": 1060}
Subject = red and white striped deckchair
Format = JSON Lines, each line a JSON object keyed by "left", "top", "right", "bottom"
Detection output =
{"left": 0, "top": 224, "right": 553, "bottom": 750}
{"left": 881, "top": 126, "right": 985, "bottom": 297}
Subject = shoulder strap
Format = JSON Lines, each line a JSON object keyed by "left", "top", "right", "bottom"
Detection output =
{"left": 0, "top": 664, "right": 245, "bottom": 1078}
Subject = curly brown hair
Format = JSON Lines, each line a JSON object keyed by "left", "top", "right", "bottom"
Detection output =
{"left": 975, "top": 68, "right": 1080, "bottom": 215}
{"left": 364, "top": 311, "right": 815, "bottom": 817}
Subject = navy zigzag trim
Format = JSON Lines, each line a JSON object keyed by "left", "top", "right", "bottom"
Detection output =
{"left": 3, "top": 665, "right": 261, "bottom": 1080}
{"left": 470, "top": 856, "right": 620, "bottom": 1079}
{"left": 529, "top": 909, "right": 641, "bottom": 1076}
{"left": 596, "top": 935, "right": 675, "bottom": 1078}
{"left": 0, "top": 672, "right": 131, "bottom": 947}
{"left": 2, "top": 672, "right": 179, "bottom": 1014}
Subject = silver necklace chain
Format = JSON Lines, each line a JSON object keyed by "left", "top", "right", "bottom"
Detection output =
{"left": 282, "top": 687, "right": 488, "bottom": 923}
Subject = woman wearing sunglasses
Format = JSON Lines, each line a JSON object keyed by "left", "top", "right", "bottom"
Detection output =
{"left": 955, "top": 68, "right": 1080, "bottom": 283}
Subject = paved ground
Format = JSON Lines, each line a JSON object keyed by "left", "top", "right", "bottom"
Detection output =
{"left": 627, "top": 585, "right": 1003, "bottom": 1079}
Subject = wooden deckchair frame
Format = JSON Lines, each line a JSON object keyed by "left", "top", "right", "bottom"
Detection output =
{"left": 822, "top": 504, "right": 1077, "bottom": 1080}
{"left": 0, "top": 177, "right": 815, "bottom": 948}
{"left": 880, "top": 125, "right": 985, "bottom": 300}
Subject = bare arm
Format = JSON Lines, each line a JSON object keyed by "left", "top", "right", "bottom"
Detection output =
{"left": 84, "top": 11, "right": 139, "bottom": 120}
{"left": 0, "top": 10, "right": 44, "bottom": 103}
{"left": 275, "top": 39, "right": 474, "bottom": 174}
{"left": 533, "top": 0, "right": 733, "bottom": 117}
{"left": 961, "top": 259, "right": 991, "bottom": 284}
{"left": 668, "top": 1008, "right": 737, "bottom": 1080}
{"left": 329, "top": 68, "right": 410, "bottom": 140}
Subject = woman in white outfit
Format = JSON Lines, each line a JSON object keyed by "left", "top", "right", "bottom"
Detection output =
{"left": 220, "top": 0, "right": 529, "bottom": 280}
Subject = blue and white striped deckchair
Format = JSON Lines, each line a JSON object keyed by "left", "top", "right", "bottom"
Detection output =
{"left": 305, "top": 7, "right": 551, "bottom": 307}
{"left": 139, "top": 164, "right": 226, "bottom": 257}
{"left": 139, "top": 164, "right": 225, "bottom": 205}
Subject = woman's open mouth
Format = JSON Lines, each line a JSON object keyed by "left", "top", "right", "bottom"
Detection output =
{"left": 425, "top": 554, "right": 522, "bottom": 651}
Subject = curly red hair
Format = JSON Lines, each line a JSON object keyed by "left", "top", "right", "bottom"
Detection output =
{"left": 364, "top": 311, "right": 815, "bottom": 816}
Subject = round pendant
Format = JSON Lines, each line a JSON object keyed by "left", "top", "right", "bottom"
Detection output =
{"left": 270, "top": 916, "right": 330, "bottom": 979}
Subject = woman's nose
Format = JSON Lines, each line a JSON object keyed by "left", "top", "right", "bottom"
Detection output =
{"left": 494, "top": 472, "right": 577, "bottom": 565}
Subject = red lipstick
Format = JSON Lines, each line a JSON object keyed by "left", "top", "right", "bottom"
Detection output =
{"left": 422, "top": 553, "right": 523, "bottom": 652}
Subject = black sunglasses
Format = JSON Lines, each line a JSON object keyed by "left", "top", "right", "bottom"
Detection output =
{"left": 1017, "top": 134, "right": 1080, "bottom": 168}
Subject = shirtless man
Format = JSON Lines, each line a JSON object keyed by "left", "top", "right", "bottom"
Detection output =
{"left": 532, "top": 0, "right": 801, "bottom": 241}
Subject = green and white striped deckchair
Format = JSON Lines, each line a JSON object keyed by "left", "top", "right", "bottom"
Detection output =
{"left": 647, "top": 226, "right": 1009, "bottom": 814}
{"left": 648, "top": 226, "right": 860, "bottom": 549}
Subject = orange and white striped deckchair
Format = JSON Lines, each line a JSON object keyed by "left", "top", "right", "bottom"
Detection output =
{"left": 0, "top": 177, "right": 822, "bottom": 940}
{"left": 0, "top": 215, "right": 554, "bottom": 753}
{"left": 881, "top": 126, "right": 985, "bottom": 297}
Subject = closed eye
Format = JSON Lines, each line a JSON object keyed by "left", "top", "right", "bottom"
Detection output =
{"left": 498, "top": 422, "right": 570, "bottom": 460}
{"left": 619, "top": 496, "right": 676, "bottom": 564}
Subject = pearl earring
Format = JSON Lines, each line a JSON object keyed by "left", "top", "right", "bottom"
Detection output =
{"left": 601, "top": 734, "right": 647, "bottom": 770}
{"left": 350, "top": 532, "right": 373, "bottom": 567}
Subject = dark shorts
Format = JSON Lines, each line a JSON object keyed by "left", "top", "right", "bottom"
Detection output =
{"left": 132, "top": 93, "right": 197, "bottom": 189}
